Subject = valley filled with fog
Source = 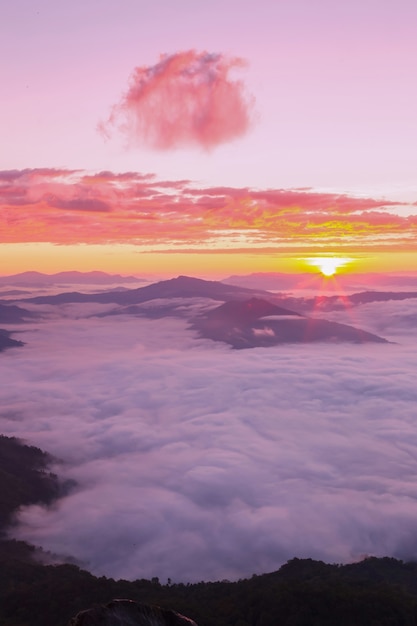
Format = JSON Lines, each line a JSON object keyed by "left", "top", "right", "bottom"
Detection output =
{"left": 2, "top": 275, "right": 417, "bottom": 583}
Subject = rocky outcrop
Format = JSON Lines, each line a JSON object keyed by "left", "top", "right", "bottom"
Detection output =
{"left": 68, "top": 599, "right": 198, "bottom": 626}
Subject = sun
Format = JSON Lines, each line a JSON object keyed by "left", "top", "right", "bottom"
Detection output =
{"left": 305, "top": 256, "right": 352, "bottom": 277}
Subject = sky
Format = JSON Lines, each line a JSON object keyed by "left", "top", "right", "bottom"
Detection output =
{"left": 1, "top": 0, "right": 417, "bottom": 275}
{"left": 3, "top": 296, "right": 417, "bottom": 582}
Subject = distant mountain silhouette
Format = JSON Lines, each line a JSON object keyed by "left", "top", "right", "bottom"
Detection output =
{"left": 23, "top": 275, "right": 417, "bottom": 316}
{"left": 0, "top": 289, "right": 30, "bottom": 297}
{"left": 23, "top": 275, "right": 273, "bottom": 306}
{"left": 253, "top": 290, "right": 417, "bottom": 315}
{"left": 15, "top": 276, "right": 389, "bottom": 347}
{"left": 223, "top": 272, "right": 417, "bottom": 292}
{"left": 201, "top": 297, "right": 302, "bottom": 322}
{"left": 298, "top": 290, "right": 417, "bottom": 313}
{"left": 0, "top": 303, "right": 37, "bottom": 324}
{"left": 0, "top": 329, "right": 23, "bottom": 352}
{"left": 192, "top": 298, "right": 387, "bottom": 348}
{"left": 0, "top": 271, "right": 142, "bottom": 287}
{"left": 223, "top": 272, "right": 326, "bottom": 291}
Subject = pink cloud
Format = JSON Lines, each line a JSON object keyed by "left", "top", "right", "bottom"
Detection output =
{"left": 99, "top": 50, "right": 255, "bottom": 150}
{"left": 1, "top": 169, "right": 416, "bottom": 249}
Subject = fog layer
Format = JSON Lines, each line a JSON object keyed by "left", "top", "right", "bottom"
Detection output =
{"left": 1, "top": 300, "right": 417, "bottom": 582}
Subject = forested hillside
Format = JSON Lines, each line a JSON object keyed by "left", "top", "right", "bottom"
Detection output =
{"left": 0, "top": 434, "right": 63, "bottom": 529}
{"left": 2, "top": 435, "right": 417, "bottom": 626}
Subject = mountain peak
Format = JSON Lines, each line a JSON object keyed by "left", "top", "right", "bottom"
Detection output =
{"left": 204, "top": 297, "right": 302, "bottom": 321}
{"left": 174, "top": 275, "right": 215, "bottom": 284}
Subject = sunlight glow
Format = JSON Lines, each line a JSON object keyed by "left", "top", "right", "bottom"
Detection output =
{"left": 305, "top": 256, "right": 352, "bottom": 277}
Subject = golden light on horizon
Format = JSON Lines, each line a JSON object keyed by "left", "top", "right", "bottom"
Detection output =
{"left": 305, "top": 256, "right": 353, "bottom": 277}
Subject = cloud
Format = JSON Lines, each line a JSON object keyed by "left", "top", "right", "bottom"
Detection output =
{"left": 0, "top": 168, "right": 77, "bottom": 183}
{"left": 45, "top": 196, "right": 111, "bottom": 212}
{"left": 3, "top": 302, "right": 417, "bottom": 582}
{"left": 313, "top": 295, "right": 417, "bottom": 342}
{"left": 99, "top": 50, "right": 255, "bottom": 150}
{"left": 0, "top": 168, "right": 416, "bottom": 250}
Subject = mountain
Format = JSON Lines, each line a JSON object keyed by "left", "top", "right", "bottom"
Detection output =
{"left": 0, "top": 330, "right": 24, "bottom": 352}
{"left": 223, "top": 272, "right": 327, "bottom": 291}
{"left": 300, "top": 290, "right": 417, "bottom": 313}
{"left": 198, "top": 297, "right": 303, "bottom": 323}
{"left": 192, "top": 298, "right": 388, "bottom": 348}
{"left": 23, "top": 274, "right": 417, "bottom": 315}
{"left": 0, "top": 290, "right": 30, "bottom": 297}
{"left": 0, "top": 435, "right": 63, "bottom": 530}
{"left": 0, "top": 303, "right": 37, "bottom": 324}
{"left": 246, "top": 290, "right": 417, "bottom": 316}
{"left": 223, "top": 272, "right": 417, "bottom": 292}
{"left": 22, "top": 275, "right": 274, "bottom": 306}
{"left": 0, "top": 271, "right": 143, "bottom": 287}
{"left": 13, "top": 276, "right": 389, "bottom": 347}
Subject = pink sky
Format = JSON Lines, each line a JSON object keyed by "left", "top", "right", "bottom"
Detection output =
{"left": 1, "top": 0, "right": 417, "bottom": 274}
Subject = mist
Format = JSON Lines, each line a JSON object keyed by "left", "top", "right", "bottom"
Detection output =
{"left": 2, "top": 298, "right": 417, "bottom": 582}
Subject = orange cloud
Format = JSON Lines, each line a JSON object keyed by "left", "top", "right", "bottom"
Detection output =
{"left": 99, "top": 50, "right": 255, "bottom": 150}
{"left": 1, "top": 169, "right": 416, "bottom": 252}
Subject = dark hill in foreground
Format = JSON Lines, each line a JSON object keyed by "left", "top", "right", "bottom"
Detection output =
{"left": 2, "top": 553, "right": 417, "bottom": 626}
{"left": 2, "top": 436, "right": 417, "bottom": 625}
{"left": 0, "top": 435, "right": 64, "bottom": 529}
{"left": 0, "top": 436, "right": 417, "bottom": 626}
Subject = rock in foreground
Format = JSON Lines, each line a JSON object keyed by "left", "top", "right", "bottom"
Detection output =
{"left": 68, "top": 599, "right": 198, "bottom": 626}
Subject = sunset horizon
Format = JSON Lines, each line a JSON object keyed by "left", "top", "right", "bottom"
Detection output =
{"left": 1, "top": 166, "right": 417, "bottom": 277}
{"left": 2, "top": 1, "right": 417, "bottom": 279}
{"left": 3, "top": 1, "right": 417, "bottom": 621}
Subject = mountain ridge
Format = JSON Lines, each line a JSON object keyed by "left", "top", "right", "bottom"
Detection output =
{"left": 0, "top": 330, "right": 24, "bottom": 352}
{"left": 0, "top": 271, "right": 143, "bottom": 287}
{"left": 5, "top": 276, "right": 390, "bottom": 347}
{"left": 192, "top": 297, "right": 387, "bottom": 348}
{"left": 20, "top": 275, "right": 274, "bottom": 306}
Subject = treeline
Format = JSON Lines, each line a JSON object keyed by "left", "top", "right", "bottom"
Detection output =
{"left": 2, "top": 435, "right": 417, "bottom": 625}
{"left": 0, "top": 434, "right": 64, "bottom": 529}
{"left": 3, "top": 551, "right": 417, "bottom": 625}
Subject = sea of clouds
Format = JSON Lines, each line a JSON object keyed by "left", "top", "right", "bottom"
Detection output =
{"left": 2, "top": 297, "right": 417, "bottom": 583}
